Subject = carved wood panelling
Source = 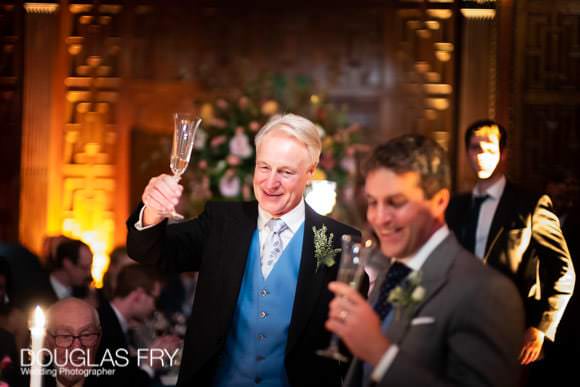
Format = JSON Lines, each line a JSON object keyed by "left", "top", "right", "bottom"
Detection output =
{"left": 394, "top": 7, "right": 456, "bottom": 149}
{"left": 128, "top": 7, "right": 385, "bottom": 131}
{"left": 525, "top": 9, "right": 580, "bottom": 90}
{"left": 513, "top": 0, "right": 580, "bottom": 186}
{"left": 0, "top": 2, "right": 22, "bottom": 242}
{"left": 61, "top": 2, "right": 123, "bottom": 275}
{"left": 521, "top": 104, "right": 580, "bottom": 184}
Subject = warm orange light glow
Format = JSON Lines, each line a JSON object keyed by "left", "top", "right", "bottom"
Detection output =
{"left": 61, "top": 223, "right": 112, "bottom": 289}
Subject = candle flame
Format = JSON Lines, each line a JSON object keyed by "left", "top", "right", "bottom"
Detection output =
{"left": 32, "top": 305, "right": 45, "bottom": 329}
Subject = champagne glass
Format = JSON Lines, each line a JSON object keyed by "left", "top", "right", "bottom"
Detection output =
{"left": 360, "top": 239, "right": 390, "bottom": 303}
{"left": 317, "top": 234, "right": 367, "bottom": 362}
{"left": 167, "top": 112, "right": 202, "bottom": 220}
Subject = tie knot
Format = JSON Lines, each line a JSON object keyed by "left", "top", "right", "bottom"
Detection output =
{"left": 473, "top": 194, "right": 490, "bottom": 206}
{"left": 388, "top": 261, "right": 412, "bottom": 281}
{"left": 267, "top": 218, "right": 288, "bottom": 234}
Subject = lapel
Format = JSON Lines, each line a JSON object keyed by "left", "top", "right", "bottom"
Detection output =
{"left": 219, "top": 201, "right": 259, "bottom": 324}
{"left": 484, "top": 182, "right": 515, "bottom": 260}
{"left": 449, "top": 194, "right": 472, "bottom": 246}
{"left": 286, "top": 204, "right": 332, "bottom": 354}
{"left": 385, "top": 234, "right": 460, "bottom": 344}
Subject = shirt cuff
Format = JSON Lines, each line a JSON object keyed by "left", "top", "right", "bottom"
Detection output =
{"left": 134, "top": 206, "right": 160, "bottom": 231}
{"left": 371, "top": 344, "right": 399, "bottom": 382}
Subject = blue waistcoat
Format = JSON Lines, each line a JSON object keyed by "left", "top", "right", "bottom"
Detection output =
{"left": 214, "top": 223, "right": 305, "bottom": 387}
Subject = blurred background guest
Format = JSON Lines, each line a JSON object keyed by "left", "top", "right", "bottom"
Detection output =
{"left": 0, "top": 257, "right": 27, "bottom": 352}
{"left": 46, "top": 239, "right": 94, "bottom": 302}
{"left": 97, "top": 264, "right": 181, "bottom": 387}
{"left": 102, "top": 246, "right": 134, "bottom": 301}
{"left": 44, "top": 298, "right": 102, "bottom": 387}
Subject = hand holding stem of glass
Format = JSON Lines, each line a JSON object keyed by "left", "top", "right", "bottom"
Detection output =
{"left": 167, "top": 112, "right": 202, "bottom": 220}
{"left": 316, "top": 235, "right": 366, "bottom": 362}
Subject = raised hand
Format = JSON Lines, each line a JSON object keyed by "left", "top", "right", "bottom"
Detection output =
{"left": 141, "top": 174, "right": 184, "bottom": 226}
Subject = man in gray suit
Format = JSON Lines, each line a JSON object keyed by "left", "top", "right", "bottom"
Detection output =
{"left": 326, "top": 135, "right": 525, "bottom": 386}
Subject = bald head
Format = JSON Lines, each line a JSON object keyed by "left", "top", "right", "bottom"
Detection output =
{"left": 46, "top": 298, "right": 101, "bottom": 386}
{"left": 47, "top": 297, "right": 100, "bottom": 333}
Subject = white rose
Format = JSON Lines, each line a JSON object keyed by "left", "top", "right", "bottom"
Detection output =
{"left": 411, "top": 286, "right": 426, "bottom": 302}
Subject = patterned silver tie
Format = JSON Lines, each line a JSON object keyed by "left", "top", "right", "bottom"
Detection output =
{"left": 261, "top": 218, "right": 289, "bottom": 278}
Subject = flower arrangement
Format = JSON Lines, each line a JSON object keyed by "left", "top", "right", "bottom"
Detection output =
{"left": 176, "top": 76, "right": 367, "bottom": 218}
{"left": 140, "top": 76, "right": 368, "bottom": 221}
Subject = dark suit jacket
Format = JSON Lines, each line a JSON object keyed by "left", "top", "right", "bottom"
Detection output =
{"left": 344, "top": 233, "right": 524, "bottom": 387}
{"left": 126, "top": 201, "right": 361, "bottom": 387}
{"left": 0, "top": 243, "right": 57, "bottom": 310}
{"left": 96, "top": 301, "right": 151, "bottom": 387}
{"left": 446, "top": 181, "right": 575, "bottom": 341}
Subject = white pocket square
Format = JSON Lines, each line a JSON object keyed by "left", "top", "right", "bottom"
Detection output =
{"left": 411, "top": 316, "right": 435, "bottom": 326}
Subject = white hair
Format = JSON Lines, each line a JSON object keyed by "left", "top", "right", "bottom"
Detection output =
{"left": 254, "top": 113, "right": 322, "bottom": 166}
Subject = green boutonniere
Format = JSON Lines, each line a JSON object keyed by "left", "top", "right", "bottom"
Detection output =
{"left": 313, "top": 225, "right": 341, "bottom": 272}
{"left": 387, "top": 270, "right": 426, "bottom": 320}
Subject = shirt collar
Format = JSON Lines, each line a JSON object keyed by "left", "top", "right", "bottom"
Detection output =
{"left": 473, "top": 174, "right": 506, "bottom": 200}
{"left": 258, "top": 198, "right": 306, "bottom": 233}
{"left": 49, "top": 275, "right": 72, "bottom": 300}
{"left": 394, "top": 225, "right": 450, "bottom": 271}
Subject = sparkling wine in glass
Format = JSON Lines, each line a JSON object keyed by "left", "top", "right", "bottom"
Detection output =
{"left": 317, "top": 234, "right": 367, "bottom": 362}
{"left": 167, "top": 112, "right": 202, "bottom": 220}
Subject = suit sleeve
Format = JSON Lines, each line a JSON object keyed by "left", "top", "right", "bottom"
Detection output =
{"left": 378, "top": 272, "right": 524, "bottom": 387}
{"left": 126, "top": 202, "right": 211, "bottom": 273}
{"left": 531, "top": 194, "right": 575, "bottom": 340}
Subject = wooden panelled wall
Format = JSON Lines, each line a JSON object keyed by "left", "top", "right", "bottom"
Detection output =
{"left": 513, "top": 0, "right": 580, "bottom": 188}
{"left": 1, "top": 1, "right": 578, "bottom": 258}
{"left": 0, "top": 3, "right": 23, "bottom": 243}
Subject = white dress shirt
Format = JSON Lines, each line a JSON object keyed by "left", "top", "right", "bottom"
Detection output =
{"left": 473, "top": 175, "right": 506, "bottom": 259}
{"left": 371, "top": 225, "right": 450, "bottom": 382}
{"left": 50, "top": 274, "right": 72, "bottom": 300}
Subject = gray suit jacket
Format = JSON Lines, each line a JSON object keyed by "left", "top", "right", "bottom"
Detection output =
{"left": 344, "top": 233, "right": 524, "bottom": 387}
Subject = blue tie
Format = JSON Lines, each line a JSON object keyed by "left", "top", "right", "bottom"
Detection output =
{"left": 374, "top": 261, "right": 412, "bottom": 321}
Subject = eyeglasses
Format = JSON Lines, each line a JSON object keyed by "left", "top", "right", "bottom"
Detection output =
{"left": 49, "top": 332, "right": 100, "bottom": 348}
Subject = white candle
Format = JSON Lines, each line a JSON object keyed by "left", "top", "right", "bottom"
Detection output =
{"left": 29, "top": 306, "right": 46, "bottom": 387}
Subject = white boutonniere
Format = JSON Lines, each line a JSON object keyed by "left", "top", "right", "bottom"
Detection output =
{"left": 387, "top": 270, "right": 426, "bottom": 320}
{"left": 312, "top": 225, "right": 341, "bottom": 272}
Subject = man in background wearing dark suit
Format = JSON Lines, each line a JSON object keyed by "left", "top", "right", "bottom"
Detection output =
{"left": 97, "top": 264, "right": 180, "bottom": 387}
{"left": 127, "top": 113, "right": 361, "bottom": 386}
{"left": 47, "top": 239, "right": 93, "bottom": 302}
{"left": 446, "top": 119, "right": 575, "bottom": 368}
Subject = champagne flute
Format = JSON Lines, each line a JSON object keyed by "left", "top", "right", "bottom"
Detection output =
{"left": 360, "top": 239, "right": 390, "bottom": 303}
{"left": 317, "top": 234, "right": 367, "bottom": 362}
{"left": 167, "top": 112, "right": 202, "bottom": 220}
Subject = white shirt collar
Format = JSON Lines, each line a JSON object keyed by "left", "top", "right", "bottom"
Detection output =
{"left": 110, "top": 302, "right": 129, "bottom": 336}
{"left": 473, "top": 174, "right": 506, "bottom": 200}
{"left": 257, "top": 198, "right": 306, "bottom": 233}
{"left": 395, "top": 225, "right": 450, "bottom": 271}
{"left": 49, "top": 274, "right": 72, "bottom": 300}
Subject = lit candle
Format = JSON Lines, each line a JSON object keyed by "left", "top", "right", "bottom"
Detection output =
{"left": 29, "top": 306, "right": 46, "bottom": 387}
